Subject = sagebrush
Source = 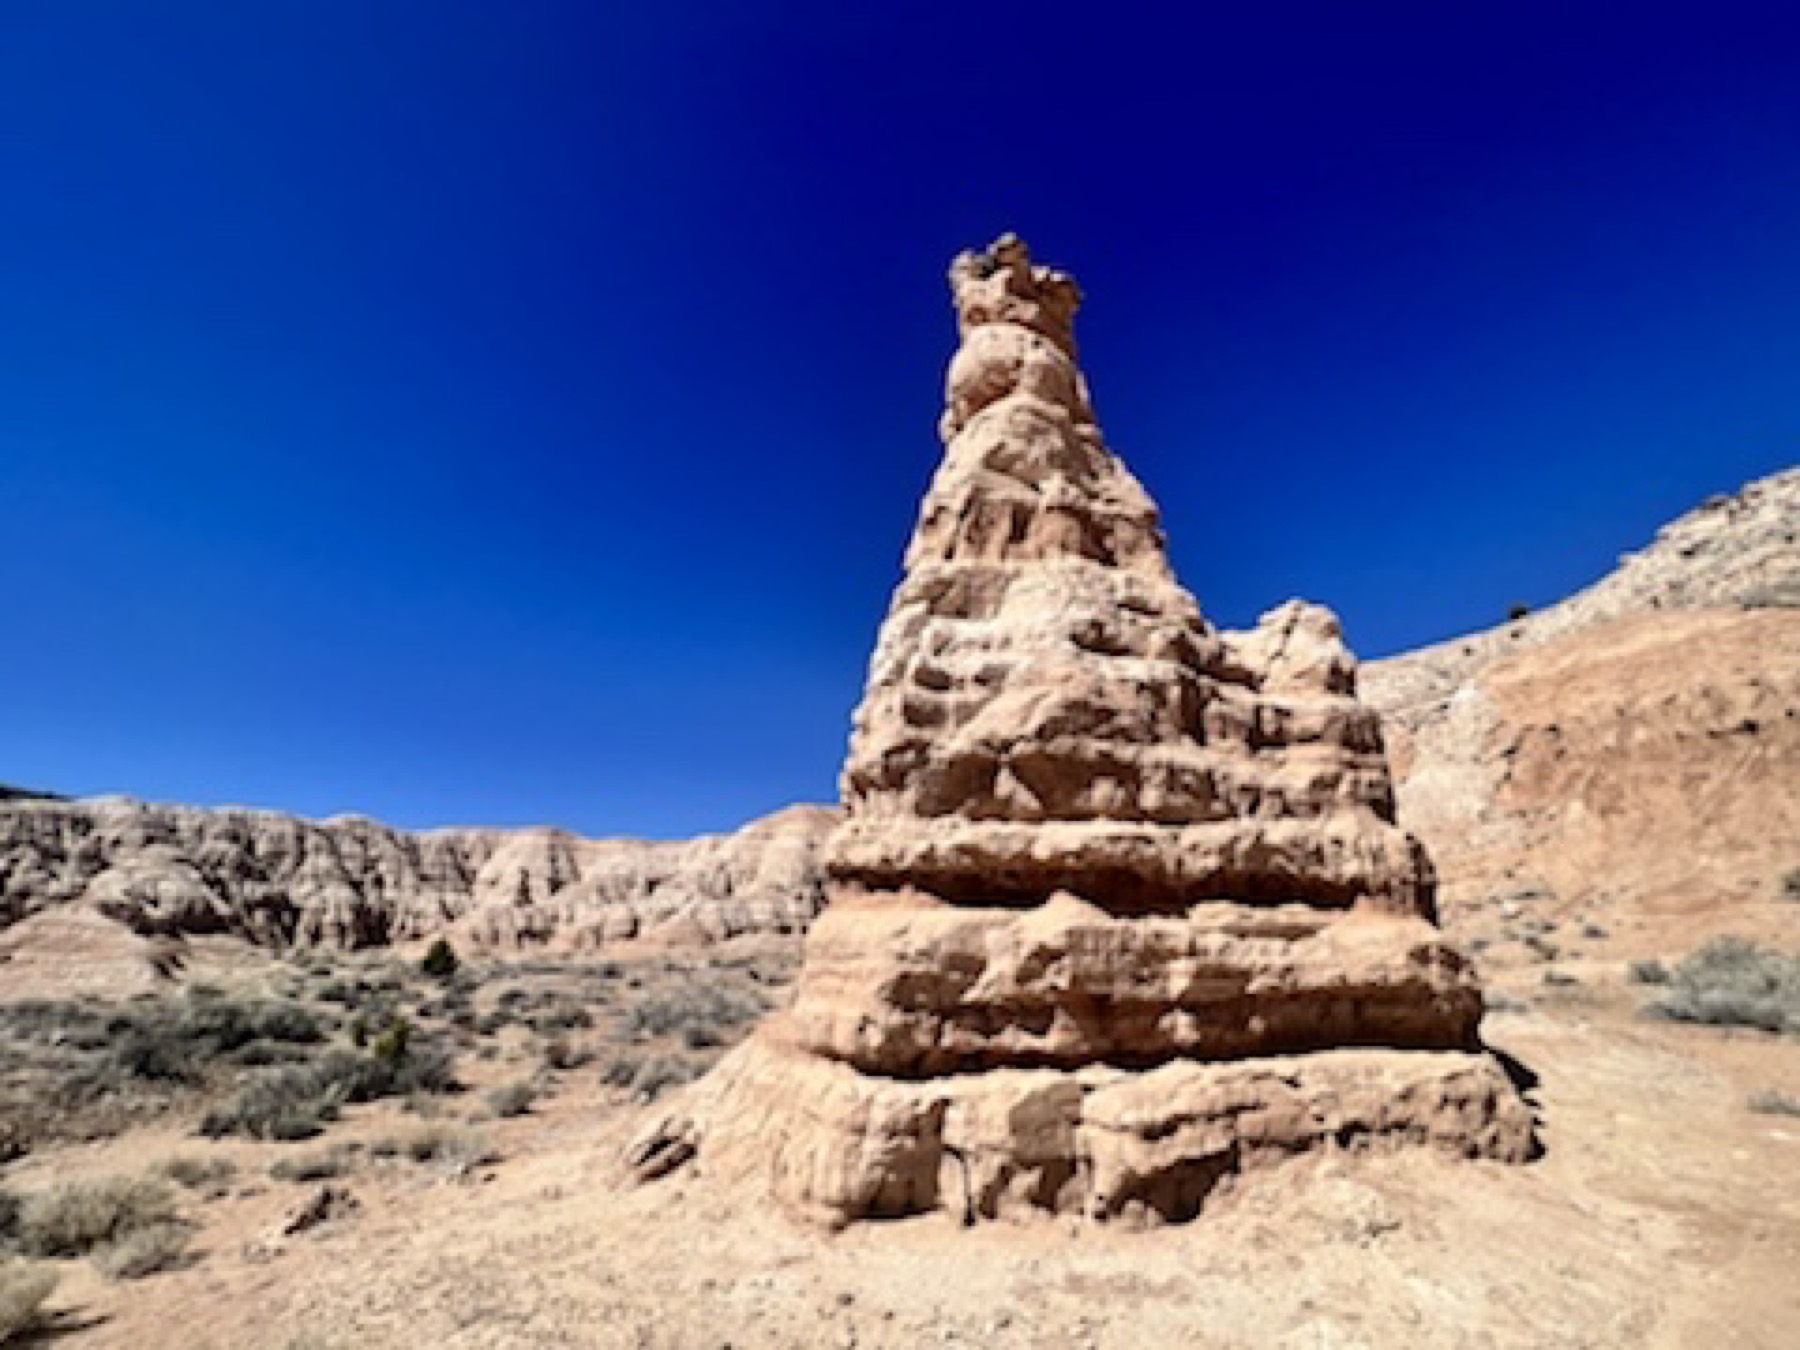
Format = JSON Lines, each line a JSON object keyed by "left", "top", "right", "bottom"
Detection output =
{"left": 1644, "top": 938, "right": 1800, "bottom": 1035}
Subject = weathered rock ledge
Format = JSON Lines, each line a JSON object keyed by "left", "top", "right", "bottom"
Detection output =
{"left": 0, "top": 797, "right": 836, "bottom": 954}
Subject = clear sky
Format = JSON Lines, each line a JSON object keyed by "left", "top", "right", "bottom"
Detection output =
{"left": 3, "top": 2, "right": 1796, "bottom": 836}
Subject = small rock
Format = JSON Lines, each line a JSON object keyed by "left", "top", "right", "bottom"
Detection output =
{"left": 277, "top": 1183, "right": 360, "bottom": 1237}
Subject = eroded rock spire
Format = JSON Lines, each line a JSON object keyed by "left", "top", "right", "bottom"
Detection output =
{"left": 627, "top": 237, "right": 1535, "bottom": 1226}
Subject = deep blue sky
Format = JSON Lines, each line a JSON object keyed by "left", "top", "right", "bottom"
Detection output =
{"left": 3, "top": 3, "right": 1796, "bottom": 836}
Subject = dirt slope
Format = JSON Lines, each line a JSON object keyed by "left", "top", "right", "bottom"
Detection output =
{"left": 1366, "top": 465, "right": 1800, "bottom": 960}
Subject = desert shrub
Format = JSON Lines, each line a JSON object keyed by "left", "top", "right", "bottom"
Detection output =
{"left": 619, "top": 985, "right": 765, "bottom": 1047}
{"left": 633, "top": 1056, "right": 701, "bottom": 1100}
{"left": 484, "top": 1080, "right": 538, "bottom": 1118}
{"left": 400, "top": 1126, "right": 495, "bottom": 1170}
{"left": 1522, "top": 934, "right": 1559, "bottom": 962}
{"left": 0, "top": 1262, "right": 58, "bottom": 1344}
{"left": 420, "top": 938, "right": 460, "bottom": 983}
{"left": 158, "top": 1156, "right": 237, "bottom": 1195}
{"left": 474, "top": 1010, "right": 514, "bottom": 1037}
{"left": 270, "top": 1147, "right": 353, "bottom": 1183}
{"left": 1644, "top": 938, "right": 1800, "bottom": 1034}
{"left": 1748, "top": 1089, "right": 1800, "bottom": 1117}
{"left": 598, "top": 1053, "right": 640, "bottom": 1089}
{"left": 18, "top": 1175, "right": 178, "bottom": 1258}
{"left": 528, "top": 1004, "right": 594, "bottom": 1035}
{"left": 199, "top": 1036, "right": 458, "bottom": 1140}
{"left": 199, "top": 1067, "right": 337, "bottom": 1141}
{"left": 0, "top": 1189, "right": 18, "bottom": 1250}
{"left": 541, "top": 1037, "right": 591, "bottom": 1072}
{"left": 1628, "top": 958, "right": 1670, "bottom": 985}
{"left": 0, "top": 1121, "right": 26, "bottom": 1168}
{"left": 91, "top": 1222, "right": 191, "bottom": 1281}
{"left": 601, "top": 1052, "right": 700, "bottom": 1101}
{"left": 1784, "top": 869, "right": 1800, "bottom": 902}
{"left": 369, "top": 1014, "right": 413, "bottom": 1065}
{"left": 0, "top": 1000, "right": 107, "bottom": 1045}
{"left": 108, "top": 996, "right": 326, "bottom": 1084}
{"left": 1508, "top": 601, "right": 1531, "bottom": 622}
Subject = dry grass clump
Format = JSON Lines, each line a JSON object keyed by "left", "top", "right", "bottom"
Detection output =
{"left": 16, "top": 1174, "right": 179, "bottom": 1259}
{"left": 90, "top": 1222, "right": 192, "bottom": 1281}
{"left": 1644, "top": 938, "right": 1800, "bottom": 1035}
{"left": 269, "top": 1145, "right": 355, "bottom": 1183}
{"left": 483, "top": 1079, "right": 539, "bottom": 1118}
{"left": 1747, "top": 1089, "right": 1800, "bottom": 1117}
{"left": 158, "top": 1154, "right": 238, "bottom": 1196}
{"left": 0, "top": 1262, "right": 58, "bottom": 1344}
{"left": 11, "top": 1172, "right": 192, "bottom": 1279}
{"left": 619, "top": 983, "right": 766, "bottom": 1050}
{"left": 601, "top": 1052, "right": 701, "bottom": 1101}
{"left": 393, "top": 1125, "right": 496, "bottom": 1171}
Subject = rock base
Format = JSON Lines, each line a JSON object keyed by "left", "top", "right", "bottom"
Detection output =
{"left": 628, "top": 1034, "right": 1537, "bottom": 1228}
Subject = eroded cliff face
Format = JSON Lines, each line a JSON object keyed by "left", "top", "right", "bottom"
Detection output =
{"left": 627, "top": 237, "right": 1535, "bottom": 1228}
{"left": 0, "top": 798, "right": 837, "bottom": 955}
{"left": 1364, "top": 465, "right": 1800, "bottom": 956}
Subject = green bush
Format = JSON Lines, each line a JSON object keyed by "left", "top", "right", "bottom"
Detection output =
{"left": 18, "top": 1175, "right": 179, "bottom": 1259}
{"left": 420, "top": 938, "right": 460, "bottom": 983}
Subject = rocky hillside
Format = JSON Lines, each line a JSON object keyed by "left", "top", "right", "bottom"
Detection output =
{"left": 0, "top": 799, "right": 836, "bottom": 960}
{"left": 1365, "top": 464, "right": 1800, "bottom": 957}
{"left": 3, "top": 465, "right": 1792, "bottom": 973}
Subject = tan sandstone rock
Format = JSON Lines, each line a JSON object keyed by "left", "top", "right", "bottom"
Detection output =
{"left": 627, "top": 236, "right": 1536, "bottom": 1226}
{"left": 0, "top": 798, "right": 837, "bottom": 964}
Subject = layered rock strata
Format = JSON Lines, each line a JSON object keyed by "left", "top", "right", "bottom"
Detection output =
{"left": 0, "top": 798, "right": 835, "bottom": 956}
{"left": 628, "top": 236, "right": 1536, "bottom": 1225}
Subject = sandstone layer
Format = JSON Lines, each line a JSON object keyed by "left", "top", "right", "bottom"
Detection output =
{"left": 629, "top": 237, "right": 1535, "bottom": 1225}
{"left": 0, "top": 797, "right": 836, "bottom": 965}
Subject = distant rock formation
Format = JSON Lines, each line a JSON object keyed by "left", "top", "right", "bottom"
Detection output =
{"left": 0, "top": 798, "right": 837, "bottom": 958}
{"left": 627, "top": 236, "right": 1536, "bottom": 1227}
{"left": 1366, "top": 465, "right": 1800, "bottom": 738}
{"left": 1365, "top": 464, "right": 1800, "bottom": 955}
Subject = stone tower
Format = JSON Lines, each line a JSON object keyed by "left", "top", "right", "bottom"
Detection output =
{"left": 628, "top": 235, "right": 1535, "bottom": 1225}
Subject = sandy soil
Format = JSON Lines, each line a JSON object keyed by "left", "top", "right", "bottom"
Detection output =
{"left": 8, "top": 959, "right": 1797, "bottom": 1350}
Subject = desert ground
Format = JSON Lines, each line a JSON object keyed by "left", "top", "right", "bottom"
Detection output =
{"left": 1, "top": 903, "right": 1797, "bottom": 1349}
